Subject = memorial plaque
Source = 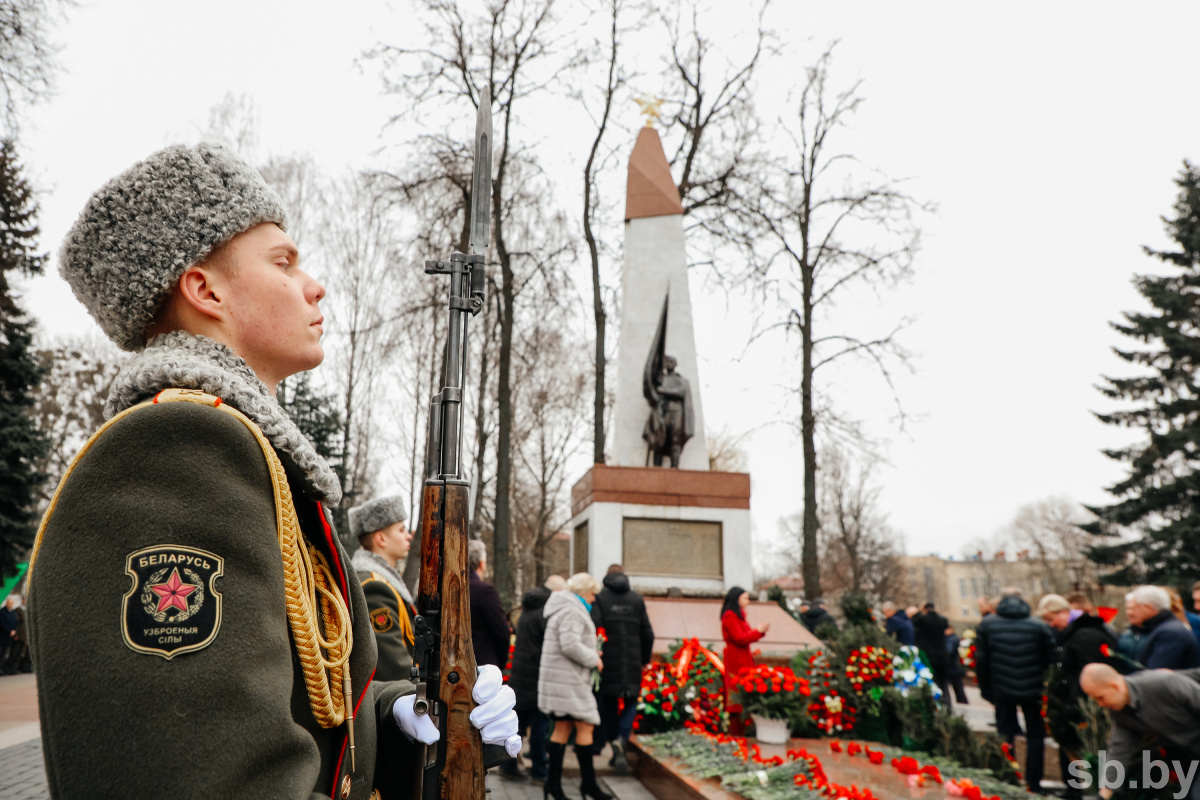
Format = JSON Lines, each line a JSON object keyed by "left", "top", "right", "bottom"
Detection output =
{"left": 573, "top": 521, "right": 589, "bottom": 575}
{"left": 622, "top": 518, "right": 722, "bottom": 578}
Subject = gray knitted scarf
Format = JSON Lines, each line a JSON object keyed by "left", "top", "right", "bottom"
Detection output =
{"left": 350, "top": 548, "right": 415, "bottom": 607}
{"left": 104, "top": 331, "right": 342, "bottom": 505}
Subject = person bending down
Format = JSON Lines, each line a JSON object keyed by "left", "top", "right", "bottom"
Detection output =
{"left": 1080, "top": 663, "right": 1200, "bottom": 800}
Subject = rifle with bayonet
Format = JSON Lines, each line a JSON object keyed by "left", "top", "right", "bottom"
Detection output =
{"left": 409, "top": 86, "right": 506, "bottom": 800}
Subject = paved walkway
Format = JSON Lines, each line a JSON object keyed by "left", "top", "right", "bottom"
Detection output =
{"left": 948, "top": 683, "right": 997, "bottom": 731}
{"left": 0, "top": 674, "right": 43, "bottom": 800}
{"left": 489, "top": 760, "right": 653, "bottom": 800}
{"left": 0, "top": 674, "right": 38, "bottom": 748}
{"left": 0, "top": 739, "right": 47, "bottom": 800}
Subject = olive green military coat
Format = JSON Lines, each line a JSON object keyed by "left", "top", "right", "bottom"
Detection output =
{"left": 27, "top": 399, "right": 416, "bottom": 800}
{"left": 358, "top": 572, "right": 416, "bottom": 683}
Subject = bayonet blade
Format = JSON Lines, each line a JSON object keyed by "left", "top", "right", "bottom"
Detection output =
{"left": 468, "top": 85, "right": 493, "bottom": 257}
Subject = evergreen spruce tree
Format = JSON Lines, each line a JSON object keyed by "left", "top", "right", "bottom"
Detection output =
{"left": 1088, "top": 162, "right": 1200, "bottom": 584}
{"left": 278, "top": 373, "right": 348, "bottom": 532}
{"left": 277, "top": 373, "right": 343, "bottom": 463}
{"left": 0, "top": 138, "right": 47, "bottom": 579}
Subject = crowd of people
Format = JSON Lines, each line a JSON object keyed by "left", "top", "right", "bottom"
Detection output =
{"left": 883, "top": 600, "right": 966, "bottom": 704}
{"left": 878, "top": 584, "right": 1200, "bottom": 798}
{"left": 470, "top": 556, "right": 654, "bottom": 800}
{"left": 341, "top": 493, "right": 659, "bottom": 798}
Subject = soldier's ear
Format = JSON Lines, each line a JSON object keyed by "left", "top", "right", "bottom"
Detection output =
{"left": 178, "top": 265, "right": 227, "bottom": 322}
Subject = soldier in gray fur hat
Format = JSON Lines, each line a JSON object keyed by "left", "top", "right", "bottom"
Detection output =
{"left": 27, "top": 143, "right": 519, "bottom": 800}
{"left": 349, "top": 497, "right": 417, "bottom": 682}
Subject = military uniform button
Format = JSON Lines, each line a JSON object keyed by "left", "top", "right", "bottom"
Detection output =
{"left": 340, "top": 774, "right": 352, "bottom": 799}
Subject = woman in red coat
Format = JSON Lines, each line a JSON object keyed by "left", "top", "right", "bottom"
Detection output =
{"left": 721, "top": 586, "right": 770, "bottom": 735}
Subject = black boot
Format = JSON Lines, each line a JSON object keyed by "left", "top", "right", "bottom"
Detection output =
{"left": 544, "top": 742, "right": 569, "bottom": 800}
{"left": 576, "top": 744, "right": 613, "bottom": 800}
{"left": 610, "top": 739, "right": 630, "bottom": 776}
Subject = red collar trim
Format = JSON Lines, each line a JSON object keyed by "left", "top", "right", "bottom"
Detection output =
{"left": 316, "top": 501, "right": 349, "bottom": 602}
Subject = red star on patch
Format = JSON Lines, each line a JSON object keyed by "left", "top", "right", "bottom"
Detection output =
{"left": 150, "top": 568, "right": 197, "bottom": 613}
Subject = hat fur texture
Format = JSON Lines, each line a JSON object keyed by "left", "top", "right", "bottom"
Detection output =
{"left": 349, "top": 497, "right": 408, "bottom": 540}
{"left": 59, "top": 142, "right": 288, "bottom": 351}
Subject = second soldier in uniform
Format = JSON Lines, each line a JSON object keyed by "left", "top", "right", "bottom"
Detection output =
{"left": 349, "top": 497, "right": 417, "bottom": 681}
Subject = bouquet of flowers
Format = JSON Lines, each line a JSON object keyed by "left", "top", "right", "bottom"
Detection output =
{"left": 797, "top": 649, "right": 838, "bottom": 692}
{"left": 845, "top": 646, "right": 894, "bottom": 693}
{"left": 892, "top": 645, "right": 942, "bottom": 699}
{"left": 959, "top": 630, "right": 977, "bottom": 669}
{"left": 667, "top": 639, "right": 726, "bottom": 732}
{"left": 592, "top": 627, "right": 608, "bottom": 692}
{"left": 731, "top": 664, "right": 810, "bottom": 721}
{"left": 807, "top": 689, "right": 857, "bottom": 734}
{"left": 635, "top": 663, "right": 686, "bottom": 733}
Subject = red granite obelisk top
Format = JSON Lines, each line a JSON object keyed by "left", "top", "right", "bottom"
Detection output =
{"left": 625, "top": 126, "right": 684, "bottom": 221}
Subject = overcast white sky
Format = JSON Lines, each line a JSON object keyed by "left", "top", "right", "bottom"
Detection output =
{"left": 14, "top": 1, "right": 1200, "bottom": 565}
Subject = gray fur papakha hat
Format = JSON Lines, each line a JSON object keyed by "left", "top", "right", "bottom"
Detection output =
{"left": 349, "top": 496, "right": 409, "bottom": 541}
{"left": 58, "top": 142, "right": 288, "bottom": 351}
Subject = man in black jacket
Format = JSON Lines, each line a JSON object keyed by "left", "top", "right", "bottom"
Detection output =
{"left": 883, "top": 601, "right": 915, "bottom": 646}
{"left": 469, "top": 539, "right": 512, "bottom": 669}
{"left": 913, "top": 603, "right": 951, "bottom": 707}
{"left": 1039, "top": 593, "right": 1118, "bottom": 800}
{"left": 800, "top": 598, "right": 838, "bottom": 636}
{"left": 505, "top": 574, "right": 566, "bottom": 783}
{"left": 976, "top": 588, "right": 1057, "bottom": 793}
{"left": 1125, "top": 585, "right": 1200, "bottom": 669}
{"left": 592, "top": 564, "right": 655, "bottom": 775}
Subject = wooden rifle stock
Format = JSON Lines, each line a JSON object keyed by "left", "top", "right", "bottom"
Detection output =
{"left": 412, "top": 481, "right": 485, "bottom": 799}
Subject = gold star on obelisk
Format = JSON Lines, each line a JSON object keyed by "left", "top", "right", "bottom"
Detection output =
{"left": 635, "top": 95, "right": 664, "bottom": 128}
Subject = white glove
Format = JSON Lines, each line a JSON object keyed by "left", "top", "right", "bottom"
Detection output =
{"left": 471, "top": 664, "right": 522, "bottom": 758}
{"left": 394, "top": 694, "right": 440, "bottom": 745}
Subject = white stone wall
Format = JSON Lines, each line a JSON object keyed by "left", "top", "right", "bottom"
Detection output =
{"left": 610, "top": 214, "right": 708, "bottom": 470}
{"left": 566, "top": 501, "right": 752, "bottom": 597}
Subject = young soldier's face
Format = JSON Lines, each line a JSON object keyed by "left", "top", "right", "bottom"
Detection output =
{"left": 374, "top": 521, "right": 412, "bottom": 562}
{"left": 219, "top": 223, "right": 326, "bottom": 388}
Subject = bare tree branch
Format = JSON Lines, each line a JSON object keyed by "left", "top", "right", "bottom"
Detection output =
{"left": 739, "top": 44, "right": 931, "bottom": 598}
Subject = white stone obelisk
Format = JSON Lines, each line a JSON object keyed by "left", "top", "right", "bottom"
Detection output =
{"left": 610, "top": 126, "right": 708, "bottom": 470}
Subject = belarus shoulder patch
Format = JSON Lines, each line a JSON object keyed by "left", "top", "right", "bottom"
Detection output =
{"left": 123, "top": 545, "right": 224, "bottom": 659}
{"left": 371, "top": 607, "right": 395, "bottom": 633}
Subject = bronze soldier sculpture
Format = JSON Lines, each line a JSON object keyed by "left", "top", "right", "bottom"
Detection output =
{"left": 642, "top": 296, "right": 694, "bottom": 468}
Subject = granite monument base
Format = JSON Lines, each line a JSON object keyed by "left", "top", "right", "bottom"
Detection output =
{"left": 566, "top": 465, "right": 752, "bottom": 597}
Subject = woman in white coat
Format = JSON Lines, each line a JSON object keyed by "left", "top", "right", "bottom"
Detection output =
{"left": 538, "top": 572, "right": 609, "bottom": 800}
